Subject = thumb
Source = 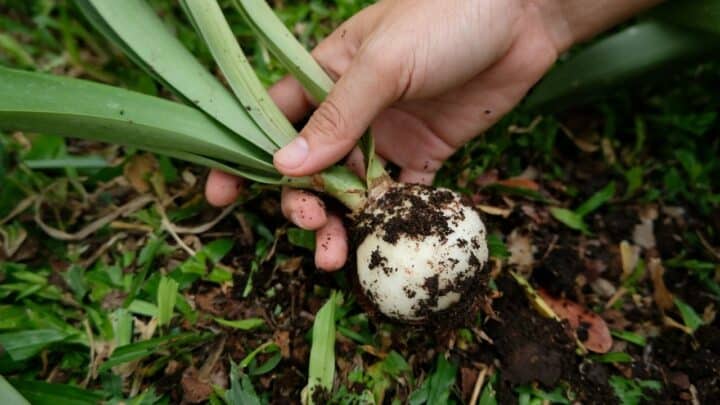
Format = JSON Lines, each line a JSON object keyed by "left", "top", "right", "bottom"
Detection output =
{"left": 273, "top": 50, "right": 401, "bottom": 177}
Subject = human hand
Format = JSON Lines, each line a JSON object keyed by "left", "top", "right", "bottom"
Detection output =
{"left": 206, "top": 0, "right": 661, "bottom": 270}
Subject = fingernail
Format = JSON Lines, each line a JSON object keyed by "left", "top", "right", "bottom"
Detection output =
{"left": 274, "top": 137, "right": 308, "bottom": 170}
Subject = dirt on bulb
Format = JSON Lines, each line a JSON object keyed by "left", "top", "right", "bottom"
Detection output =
{"left": 349, "top": 183, "right": 491, "bottom": 326}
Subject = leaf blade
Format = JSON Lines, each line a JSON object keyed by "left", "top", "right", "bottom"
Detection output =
{"left": 181, "top": 0, "right": 296, "bottom": 147}
{"left": 233, "top": 0, "right": 334, "bottom": 101}
{"left": 80, "top": 0, "right": 277, "bottom": 153}
{"left": 0, "top": 67, "right": 277, "bottom": 177}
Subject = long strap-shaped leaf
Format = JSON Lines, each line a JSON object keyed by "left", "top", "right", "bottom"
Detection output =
{"left": 76, "top": 0, "right": 278, "bottom": 153}
{"left": 181, "top": 0, "right": 296, "bottom": 148}
{"left": 233, "top": 0, "right": 334, "bottom": 101}
{"left": 235, "top": 0, "right": 388, "bottom": 188}
{"left": 524, "top": 21, "right": 719, "bottom": 111}
{"left": 0, "top": 67, "right": 278, "bottom": 179}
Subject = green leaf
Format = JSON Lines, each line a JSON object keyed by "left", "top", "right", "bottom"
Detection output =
{"left": 673, "top": 297, "right": 704, "bottom": 332}
{"left": 227, "top": 361, "right": 262, "bottom": 405}
{"left": 0, "top": 67, "right": 278, "bottom": 180}
{"left": 156, "top": 276, "right": 178, "bottom": 327}
{"left": 127, "top": 300, "right": 159, "bottom": 317}
{"left": 239, "top": 341, "right": 279, "bottom": 369}
{"left": 287, "top": 227, "right": 316, "bottom": 250}
{"left": 233, "top": 0, "right": 334, "bottom": 101}
{"left": 0, "top": 32, "right": 34, "bottom": 67}
{"left": 181, "top": 0, "right": 296, "bottom": 147}
{"left": 110, "top": 308, "right": 133, "bottom": 347}
{"left": 515, "top": 386, "right": 569, "bottom": 404}
{"left": 0, "top": 375, "right": 29, "bottom": 405}
{"left": 99, "top": 332, "right": 210, "bottom": 371}
{"left": 381, "top": 351, "right": 410, "bottom": 377}
{"left": 591, "top": 352, "right": 634, "bottom": 363}
{"left": 409, "top": 355, "right": 457, "bottom": 405}
{"left": 23, "top": 156, "right": 109, "bottom": 169}
{"left": 576, "top": 182, "right": 615, "bottom": 217}
{"left": 77, "top": 0, "right": 277, "bottom": 153}
{"left": 478, "top": 372, "right": 498, "bottom": 405}
{"left": 0, "top": 306, "right": 30, "bottom": 330}
{"left": 653, "top": 0, "right": 720, "bottom": 36}
{"left": 487, "top": 234, "right": 509, "bottom": 259}
{"left": 9, "top": 379, "right": 105, "bottom": 405}
{"left": 250, "top": 351, "right": 282, "bottom": 376}
{"left": 203, "top": 239, "right": 235, "bottom": 263}
{"left": 0, "top": 329, "right": 68, "bottom": 362}
{"left": 359, "top": 131, "right": 390, "bottom": 188}
{"left": 609, "top": 376, "right": 661, "bottom": 405}
{"left": 214, "top": 317, "right": 265, "bottom": 331}
{"left": 611, "top": 330, "right": 647, "bottom": 347}
{"left": 549, "top": 207, "right": 589, "bottom": 233}
{"left": 526, "top": 21, "right": 718, "bottom": 111}
{"left": 307, "top": 291, "right": 338, "bottom": 404}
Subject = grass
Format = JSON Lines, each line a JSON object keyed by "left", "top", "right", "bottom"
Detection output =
{"left": 1, "top": 0, "right": 719, "bottom": 404}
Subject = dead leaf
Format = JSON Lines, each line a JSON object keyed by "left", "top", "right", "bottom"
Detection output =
{"left": 620, "top": 241, "right": 640, "bottom": 280}
{"left": 648, "top": 258, "right": 673, "bottom": 311}
{"left": 274, "top": 330, "right": 291, "bottom": 358}
{"left": 507, "top": 230, "right": 534, "bottom": 272}
{"left": 539, "top": 290, "right": 613, "bottom": 353}
{"left": 601, "top": 137, "right": 617, "bottom": 165}
{"left": 590, "top": 278, "right": 617, "bottom": 299}
{"left": 0, "top": 223, "right": 27, "bottom": 257}
{"left": 474, "top": 170, "right": 499, "bottom": 187}
{"left": 182, "top": 367, "right": 213, "bottom": 404}
{"left": 461, "top": 367, "right": 479, "bottom": 403}
{"left": 124, "top": 153, "right": 158, "bottom": 193}
{"left": 278, "top": 257, "right": 303, "bottom": 273}
{"left": 702, "top": 303, "right": 716, "bottom": 325}
{"left": 633, "top": 206, "right": 657, "bottom": 249}
{"left": 496, "top": 178, "right": 540, "bottom": 191}
{"left": 477, "top": 205, "right": 512, "bottom": 217}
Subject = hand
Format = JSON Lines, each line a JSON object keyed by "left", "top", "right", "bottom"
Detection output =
{"left": 206, "top": 0, "right": 662, "bottom": 271}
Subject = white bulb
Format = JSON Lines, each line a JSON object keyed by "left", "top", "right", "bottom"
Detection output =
{"left": 355, "top": 184, "right": 488, "bottom": 322}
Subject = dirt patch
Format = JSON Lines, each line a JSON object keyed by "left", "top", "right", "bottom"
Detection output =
{"left": 486, "top": 276, "right": 617, "bottom": 404}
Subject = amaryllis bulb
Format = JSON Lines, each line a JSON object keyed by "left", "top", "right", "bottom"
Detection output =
{"left": 354, "top": 184, "right": 488, "bottom": 322}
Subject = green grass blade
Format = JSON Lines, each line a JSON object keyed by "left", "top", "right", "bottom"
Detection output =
{"left": 673, "top": 297, "right": 704, "bottom": 332}
{"left": 181, "top": 0, "right": 296, "bottom": 147}
{"left": 23, "top": 156, "right": 109, "bottom": 169}
{"left": 0, "top": 375, "right": 30, "bottom": 405}
{"left": 576, "top": 182, "right": 615, "bottom": 217}
{"left": 9, "top": 379, "right": 105, "bottom": 405}
{"left": 235, "top": 1, "right": 390, "bottom": 184}
{"left": 653, "top": 0, "right": 720, "bottom": 36}
{"left": 233, "top": 0, "right": 334, "bottom": 101}
{"left": 78, "top": 0, "right": 277, "bottom": 153}
{"left": 141, "top": 147, "right": 282, "bottom": 184}
{"left": 525, "top": 21, "right": 719, "bottom": 111}
{"left": 0, "top": 329, "right": 68, "bottom": 362}
{"left": 0, "top": 67, "right": 277, "bottom": 177}
{"left": 156, "top": 276, "right": 178, "bottom": 327}
{"left": 99, "top": 332, "right": 211, "bottom": 372}
{"left": 306, "top": 291, "right": 338, "bottom": 404}
{"left": 214, "top": 317, "right": 265, "bottom": 330}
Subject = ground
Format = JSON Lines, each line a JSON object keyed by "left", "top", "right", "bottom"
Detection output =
{"left": 0, "top": 1, "right": 719, "bottom": 404}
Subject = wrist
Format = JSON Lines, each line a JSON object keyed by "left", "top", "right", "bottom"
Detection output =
{"left": 532, "top": 0, "right": 665, "bottom": 53}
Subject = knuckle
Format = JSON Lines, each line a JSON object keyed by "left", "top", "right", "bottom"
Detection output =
{"left": 308, "top": 99, "right": 347, "bottom": 142}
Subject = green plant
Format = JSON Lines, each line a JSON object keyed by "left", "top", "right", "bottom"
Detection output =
{"left": 0, "top": 0, "right": 489, "bottom": 324}
{"left": 526, "top": 0, "right": 720, "bottom": 110}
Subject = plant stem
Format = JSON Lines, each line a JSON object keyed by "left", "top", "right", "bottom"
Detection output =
{"left": 283, "top": 166, "right": 368, "bottom": 212}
